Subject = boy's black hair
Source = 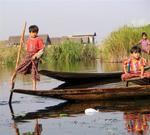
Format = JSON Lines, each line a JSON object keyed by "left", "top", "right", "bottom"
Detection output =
{"left": 29, "top": 25, "right": 39, "bottom": 33}
{"left": 142, "top": 32, "right": 147, "bottom": 37}
{"left": 130, "top": 45, "right": 141, "bottom": 54}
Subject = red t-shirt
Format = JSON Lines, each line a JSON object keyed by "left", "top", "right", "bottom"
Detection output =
{"left": 26, "top": 37, "right": 44, "bottom": 54}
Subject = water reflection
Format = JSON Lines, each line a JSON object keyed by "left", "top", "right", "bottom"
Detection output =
{"left": 100, "top": 62, "right": 122, "bottom": 72}
{"left": 23, "top": 119, "right": 42, "bottom": 135}
{"left": 11, "top": 119, "right": 42, "bottom": 135}
{"left": 9, "top": 102, "right": 43, "bottom": 135}
{"left": 12, "top": 121, "right": 20, "bottom": 135}
{"left": 124, "top": 112, "right": 149, "bottom": 135}
{"left": 40, "top": 59, "right": 122, "bottom": 72}
{"left": 9, "top": 99, "right": 150, "bottom": 135}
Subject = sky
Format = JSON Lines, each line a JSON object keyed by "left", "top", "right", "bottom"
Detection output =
{"left": 0, "top": 0, "right": 150, "bottom": 43}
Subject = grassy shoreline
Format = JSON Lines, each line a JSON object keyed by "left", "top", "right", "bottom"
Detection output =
{"left": 99, "top": 25, "right": 150, "bottom": 62}
{"left": 0, "top": 40, "right": 98, "bottom": 66}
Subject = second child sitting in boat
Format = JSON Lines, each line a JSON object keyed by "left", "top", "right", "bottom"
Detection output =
{"left": 121, "top": 45, "right": 150, "bottom": 81}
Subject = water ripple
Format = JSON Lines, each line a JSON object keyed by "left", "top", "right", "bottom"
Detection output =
{"left": 11, "top": 101, "right": 21, "bottom": 104}
{"left": 0, "top": 101, "right": 8, "bottom": 105}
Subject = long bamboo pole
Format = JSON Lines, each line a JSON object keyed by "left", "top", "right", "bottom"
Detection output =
{"left": 9, "top": 22, "right": 27, "bottom": 105}
{"left": 15, "top": 22, "right": 27, "bottom": 69}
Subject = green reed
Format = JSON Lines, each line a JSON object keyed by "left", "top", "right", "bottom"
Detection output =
{"left": 0, "top": 40, "right": 98, "bottom": 66}
{"left": 100, "top": 25, "right": 150, "bottom": 62}
{"left": 43, "top": 40, "right": 98, "bottom": 64}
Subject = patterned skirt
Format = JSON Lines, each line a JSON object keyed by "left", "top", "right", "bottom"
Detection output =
{"left": 16, "top": 53, "right": 40, "bottom": 81}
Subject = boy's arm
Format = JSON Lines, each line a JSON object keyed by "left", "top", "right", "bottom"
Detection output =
{"left": 123, "top": 64, "right": 128, "bottom": 74}
{"left": 140, "top": 66, "right": 144, "bottom": 78}
{"left": 140, "top": 58, "right": 146, "bottom": 78}
{"left": 122, "top": 58, "right": 128, "bottom": 74}
{"left": 32, "top": 49, "right": 44, "bottom": 59}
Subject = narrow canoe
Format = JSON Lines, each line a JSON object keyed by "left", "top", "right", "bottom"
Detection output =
{"left": 39, "top": 66, "right": 150, "bottom": 82}
{"left": 39, "top": 70, "right": 122, "bottom": 82}
{"left": 13, "top": 85, "right": 150, "bottom": 101}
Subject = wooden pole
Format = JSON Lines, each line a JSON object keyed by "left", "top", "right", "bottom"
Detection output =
{"left": 9, "top": 22, "right": 27, "bottom": 104}
{"left": 9, "top": 89, "right": 14, "bottom": 104}
{"left": 15, "top": 22, "right": 27, "bottom": 69}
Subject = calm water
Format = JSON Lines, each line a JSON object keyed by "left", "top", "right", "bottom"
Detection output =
{"left": 0, "top": 60, "right": 150, "bottom": 135}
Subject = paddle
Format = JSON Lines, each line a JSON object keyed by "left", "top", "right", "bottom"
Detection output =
{"left": 9, "top": 22, "right": 27, "bottom": 104}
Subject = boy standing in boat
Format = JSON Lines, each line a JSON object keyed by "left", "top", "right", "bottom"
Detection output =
{"left": 139, "top": 32, "right": 150, "bottom": 54}
{"left": 121, "top": 45, "right": 150, "bottom": 81}
{"left": 10, "top": 25, "right": 45, "bottom": 90}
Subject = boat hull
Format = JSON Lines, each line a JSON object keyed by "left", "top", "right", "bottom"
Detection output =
{"left": 39, "top": 66, "right": 150, "bottom": 83}
{"left": 13, "top": 85, "right": 150, "bottom": 101}
{"left": 39, "top": 70, "right": 122, "bottom": 82}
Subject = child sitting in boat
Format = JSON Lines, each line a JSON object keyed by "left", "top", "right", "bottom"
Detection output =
{"left": 121, "top": 45, "right": 150, "bottom": 81}
{"left": 10, "top": 25, "right": 45, "bottom": 90}
{"left": 139, "top": 32, "right": 150, "bottom": 54}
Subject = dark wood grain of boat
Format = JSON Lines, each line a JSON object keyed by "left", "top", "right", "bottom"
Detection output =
{"left": 13, "top": 85, "right": 150, "bottom": 101}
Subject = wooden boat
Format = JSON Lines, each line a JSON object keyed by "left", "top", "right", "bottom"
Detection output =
{"left": 39, "top": 70, "right": 122, "bottom": 82}
{"left": 126, "top": 77, "right": 150, "bottom": 86}
{"left": 39, "top": 66, "right": 150, "bottom": 83}
{"left": 13, "top": 85, "right": 150, "bottom": 101}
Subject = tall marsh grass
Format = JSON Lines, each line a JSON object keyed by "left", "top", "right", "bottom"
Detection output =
{"left": 0, "top": 40, "right": 98, "bottom": 66}
{"left": 0, "top": 47, "right": 26, "bottom": 66}
{"left": 43, "top": 40, "right": 98, "bottom": 64}
{"left": 0, "top": 47, "right": 17, "bottom": 65}
{"left": 0, "top": 40, "right": 27, "bottom": 66}
{"left": 100, "top": 25, "right": 150, "bottom": 62}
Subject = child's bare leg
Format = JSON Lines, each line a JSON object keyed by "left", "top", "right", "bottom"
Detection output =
{"left": 32, "top": 79, "right": 37, "bottom": 90}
